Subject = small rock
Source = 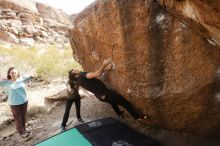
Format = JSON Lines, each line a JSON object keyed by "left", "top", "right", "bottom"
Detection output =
{"left": 0, "top": 30, "right": 19, "bottom": 43}
{"left": 18, "top": 32, "right": 33, "bottom": 38}
{"left": 23, "top": 25, "right": 36, "bottom": 35}
{"left": 47, "top": 107, "right": 52, "bottom": 114}
{"left": 21, "top": 18, "right": 33, "bottom": 26}
{"left": 41, "top": 31, "right": 48, "bottom": 37}
{"left": 17, "top": 12, "right": 35, "bottom": 22}
{"left": 33, "top": 30, "right": 42, "bottom": 37}
{"left": 6, "top": 11, "right": 16, "bottom": 18}
{"left": 19, "top": 38, "right": 35, "bottom": 46}
{"left": 8, "top": 20, "right": 22, "bottom": 32}
{"left": 2, "top": 9, "right": 12, "bottom": 13}
{"left": 20, "top": 135, "right": 32, "bottom": 142}
{"left": 34, "top": 24, "right": 47, "bottom": 31}
{"left": 7, "top": 27, "right": 18, "bottom": 35}
{"left": 34, "top": 126, "right": 43, "bottom": 130}
{"left": 0, "top": 25, "right": 8, "bottom": 31}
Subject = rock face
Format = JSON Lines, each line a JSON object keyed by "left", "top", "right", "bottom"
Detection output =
{"left": 156, "top": 0, "right": 220, "bottom": 46}
{"left": 69, "top": 0, "right": 220, "bottom": 137}
{"left": 0, "top": 0, "right": 71, "bottom": 47}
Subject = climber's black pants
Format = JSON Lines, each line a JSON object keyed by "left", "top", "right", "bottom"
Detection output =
{"left": 101, "top": 90, "right": 140, "bottom": 119}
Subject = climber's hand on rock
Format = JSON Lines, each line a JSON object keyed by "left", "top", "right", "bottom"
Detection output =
{"left": 104, "top": 63, "right": 113, "bottom": 71}
{"left": 103, "top": 58, "right": 112, "bottom": 66}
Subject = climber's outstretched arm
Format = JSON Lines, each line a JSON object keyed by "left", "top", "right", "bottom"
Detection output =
{"left": 85, "top": 59, "right": 112, "bottom": 79}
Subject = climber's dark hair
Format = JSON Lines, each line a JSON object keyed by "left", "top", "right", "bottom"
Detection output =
{"left": 68, "top": 69, "right": 79, "bottom": 91}
{"left": 68, "top": 69, "right": 78, "bottom": 81}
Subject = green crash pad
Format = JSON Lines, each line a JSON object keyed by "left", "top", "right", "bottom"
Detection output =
{"left": 35, "top": 128, "right": 92, "bottom": 146}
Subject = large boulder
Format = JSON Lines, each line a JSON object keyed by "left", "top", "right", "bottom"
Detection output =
{"left": 69, "top": 0, "right": 220, "bottom": 138}
{"left": 44, "top": 89, "right": 68, "bottom": 102}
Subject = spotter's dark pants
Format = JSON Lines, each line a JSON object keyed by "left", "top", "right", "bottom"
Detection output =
{"left": 61, "top": 96, "right": 81, "bottom": 127}
{"left": 10, "top": 102, "right": 28, "bottom": 135}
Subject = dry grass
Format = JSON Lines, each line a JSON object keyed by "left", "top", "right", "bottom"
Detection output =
{"left": 0, "top": 43, "right": 82, "bottom": 81}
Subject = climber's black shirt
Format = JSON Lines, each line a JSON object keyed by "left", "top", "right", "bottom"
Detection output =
{"left": 77, "top": 72, "right": 108, "bottom": 98}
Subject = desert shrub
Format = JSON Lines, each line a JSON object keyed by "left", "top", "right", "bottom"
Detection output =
{"left": 0, "top": 44, "right": 81, "bottom": 81}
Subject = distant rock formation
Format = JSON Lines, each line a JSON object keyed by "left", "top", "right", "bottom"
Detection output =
{"left": 0, "top": 0, "right": 72, "bottom": 47}
{"left": 69, "top": 0, "right": 220, "bottom": 138}
{"left": 36, "top": 2, "right": 70, "bottom": 25}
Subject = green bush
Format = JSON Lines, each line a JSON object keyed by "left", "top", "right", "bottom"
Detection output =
{"left": 0, "top": 44, "right": 81, "bottom": 81}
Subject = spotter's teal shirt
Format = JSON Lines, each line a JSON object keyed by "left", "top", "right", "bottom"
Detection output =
{"left": 0, "top": 76, "right": 32, "bottom": 105}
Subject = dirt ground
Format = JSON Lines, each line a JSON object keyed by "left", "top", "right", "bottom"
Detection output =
{"left": 0, "top": 82, "right": 220, "bottom": 146}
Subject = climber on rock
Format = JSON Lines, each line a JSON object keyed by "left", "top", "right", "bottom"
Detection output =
{"left": 69, "top": 59, "right": 147, "bottom": 120}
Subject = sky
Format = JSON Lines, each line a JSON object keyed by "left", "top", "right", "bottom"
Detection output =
{"left": 34, "top": 0, "right": 96, "bottom": 14}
